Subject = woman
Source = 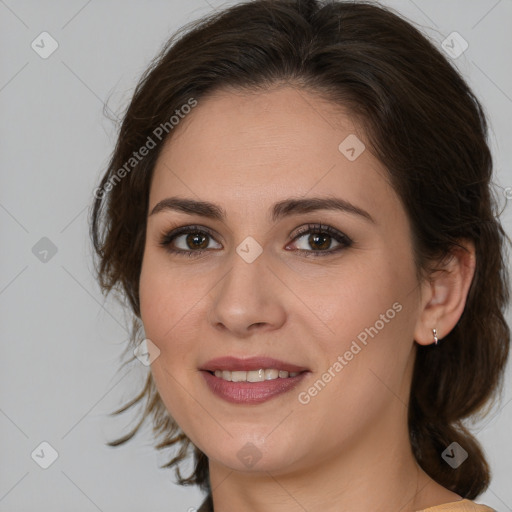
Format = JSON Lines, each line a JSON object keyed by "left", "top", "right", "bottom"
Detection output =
{"left": 90, "top": 0, "right": 510, "bottom": 510}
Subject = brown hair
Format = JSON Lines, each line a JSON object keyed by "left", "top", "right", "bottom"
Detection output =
{"left": 90, "top": 0, "right": 511, "bottom": 499}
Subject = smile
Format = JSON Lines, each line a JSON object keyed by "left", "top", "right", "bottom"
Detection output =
{"left": 212, "top": 369, "right": 301, "bottom": 382}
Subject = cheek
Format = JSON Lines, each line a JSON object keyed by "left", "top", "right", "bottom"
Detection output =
{"left": 139, "top": 251, "right": 205, "bottom": 344}
{"left": 295, "top": 248, "right": 417, "bottom": 398}
{"left": 139, "top": 262, "right": 169, "bottom": 342}
{"left": 288, "top": 253, "right": 404, "bottom": 344}
{"left": 139, "top": 259, "right": 202, "bottom": 431}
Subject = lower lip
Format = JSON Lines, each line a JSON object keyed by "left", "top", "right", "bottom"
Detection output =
{"left": 201, "top": 370, "right": 309, "bottom": 404}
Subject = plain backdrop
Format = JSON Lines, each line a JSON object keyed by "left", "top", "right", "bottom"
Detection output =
{"left": 1, "top": 1, "right": 511, "bottom": 511}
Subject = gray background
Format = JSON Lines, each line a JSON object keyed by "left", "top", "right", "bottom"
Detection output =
{"left": 1, "top": 1, "right": 511, "bottom": 511}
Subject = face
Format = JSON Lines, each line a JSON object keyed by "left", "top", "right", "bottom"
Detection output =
{"left": 139, "top": 86, "right": 423, "bottom": 476}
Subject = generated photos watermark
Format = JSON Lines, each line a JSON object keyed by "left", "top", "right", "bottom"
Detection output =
{"left": 94, "top": 98, "right": 198, "bottom": 199}
{"left": 298, "top": 301, "right": 403, "bottom": 405}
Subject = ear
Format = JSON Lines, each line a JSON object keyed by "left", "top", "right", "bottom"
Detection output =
{"left": 414, "top": 239, "right": 476, "bottom": 346}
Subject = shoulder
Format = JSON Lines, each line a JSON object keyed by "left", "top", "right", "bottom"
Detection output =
{"left": 416, "top": 498, "right": 496, "bottom": 512}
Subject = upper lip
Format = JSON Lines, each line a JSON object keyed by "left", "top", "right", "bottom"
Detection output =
{"left": 200, "top": 356, "right": 309, "bottom": 373}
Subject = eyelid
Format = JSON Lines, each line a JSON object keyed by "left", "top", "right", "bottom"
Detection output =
{"left": 289, "top": 223, "right": 351, "bottom": 243}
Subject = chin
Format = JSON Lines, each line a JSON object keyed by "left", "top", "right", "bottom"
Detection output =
{"left": 205, "top": 435, "right": 305, "bottom": 474}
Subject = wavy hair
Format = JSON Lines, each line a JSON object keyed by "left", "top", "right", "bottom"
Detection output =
{"left": 90, "top": 0, "right": 511, "bottom": 499}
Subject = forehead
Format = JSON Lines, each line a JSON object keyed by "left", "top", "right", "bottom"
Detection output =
{"left": 149, "top": 86, "right": 394, "bottom": 221}
{"left": 164, "top": 86, "right": 363, "bottom": 160}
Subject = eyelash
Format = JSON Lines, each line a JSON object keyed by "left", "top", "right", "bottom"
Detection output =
{"left": 158, "top": 223, "right": 353, "bottom": 258}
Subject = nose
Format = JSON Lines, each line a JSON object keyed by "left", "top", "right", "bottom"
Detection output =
{"left": 207, "top": 249, "right": 287, "bottom": 338}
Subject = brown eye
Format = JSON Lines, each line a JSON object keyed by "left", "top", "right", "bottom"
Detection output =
{"left": 184, "top": 232, "right": 209, "bottom": 250}
{"left": 306, "top": 233, "right": 332, "bottom": 251}
{"left": 287, "top": 224, "right": 353, "bottom": 256}
{"left": 159, "top": 225, "right": 222, "bottom": 256}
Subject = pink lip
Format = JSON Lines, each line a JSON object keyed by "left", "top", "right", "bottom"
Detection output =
{"left": 199, "top": 356, "right": 308, "bottom": 373}
{"left": 200, "top": 370, "right": 309, "bottom": 404}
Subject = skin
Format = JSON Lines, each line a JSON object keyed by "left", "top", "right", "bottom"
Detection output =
{"left": 138, "top": 85, "right": 476, "bottom": 512}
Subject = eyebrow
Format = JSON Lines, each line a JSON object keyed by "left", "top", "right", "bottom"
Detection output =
{"left": 149, "top": 196, "right": 375, "bottom": 224}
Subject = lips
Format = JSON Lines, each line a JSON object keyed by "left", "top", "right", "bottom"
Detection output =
{"left": 201, "top": 368, "right": 309, "bottom": 404}
{"left": 199, "top": 356, "right": 309, "bottom": 373}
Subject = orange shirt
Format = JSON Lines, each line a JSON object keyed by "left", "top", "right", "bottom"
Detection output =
{"left": 417, "top": 499, "right": 495, "bottom": 511}
{"left": 197, "top": 496, "right": 496, "bottom": 511}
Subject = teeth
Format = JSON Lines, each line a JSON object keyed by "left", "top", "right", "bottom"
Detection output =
{"left": 213, "top": 369, "right": 300, "bottom": 382}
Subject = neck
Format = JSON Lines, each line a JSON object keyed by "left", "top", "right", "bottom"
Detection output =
{"left": 208, "top": 406, "right": 438, "bottom": 512}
